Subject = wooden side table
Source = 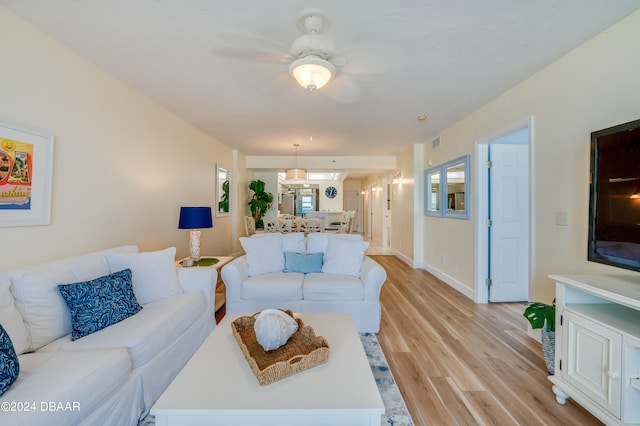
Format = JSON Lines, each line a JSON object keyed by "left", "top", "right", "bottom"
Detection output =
{"left": 176, "top": 256, "right": 234, "bottom": 314}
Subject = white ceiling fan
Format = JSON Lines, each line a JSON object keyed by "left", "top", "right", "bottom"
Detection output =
{"left": 213, "top": 9, "right": 363, "bottom": 101}
{"left": 287, "top": 10, "right": 341, "bottom": 91}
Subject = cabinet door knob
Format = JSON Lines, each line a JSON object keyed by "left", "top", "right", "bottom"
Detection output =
{"left": 608, "top": 370, "right": 620, "bottom": 379}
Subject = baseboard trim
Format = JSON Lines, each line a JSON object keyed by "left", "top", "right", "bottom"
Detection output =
{"left": 421, "top": 264, "right": 475, "bottom": 300}
{"left": 390, "top": 249, "right": 413, "bottom": 267}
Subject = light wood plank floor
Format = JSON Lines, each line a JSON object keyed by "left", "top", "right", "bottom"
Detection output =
{"left": 371, "top": 255, "right": 602, "bottom": 426}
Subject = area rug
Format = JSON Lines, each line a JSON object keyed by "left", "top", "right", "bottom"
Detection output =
{"left": 139, "top": 333, "right": 413, "bottom": 426}
{"left": 360, "top": 332, "right": 414, "bottom": 426}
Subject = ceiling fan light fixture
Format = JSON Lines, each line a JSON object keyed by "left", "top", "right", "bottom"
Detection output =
{"left": 289, "top": 55, "right": 335, "bottom": 91}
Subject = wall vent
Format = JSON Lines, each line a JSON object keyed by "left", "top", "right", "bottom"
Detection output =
{"left": 432, "top": 136, "right": 441, "bottom": 148}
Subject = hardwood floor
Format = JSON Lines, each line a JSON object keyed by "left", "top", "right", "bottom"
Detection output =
{"left": 371, "top": 255, "right": 602, "bottom": 426}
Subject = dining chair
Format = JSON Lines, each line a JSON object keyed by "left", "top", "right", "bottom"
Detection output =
{"left": 346, "top": 211, "right": 356, "bottom": 233}
{"left": 308, "top": 218, "right": 324, "bottom": 233}
{"left": 244, "top": 216, "right": 256, "bottom": 236}
{"left": 278, "top": 219, "right": 293, "bottom": 233}
{"left": 337, "top": 213, "right": 351, "bottom": 233}
{"left": 264, "top": 219, "right": 278, "bottom": 232}
{"left": 292, "top": 217, "right": 304, "bottom": 232}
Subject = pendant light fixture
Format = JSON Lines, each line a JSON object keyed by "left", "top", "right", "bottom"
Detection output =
{"left": 286, "top": 143, "right": 306, "bottom": 180}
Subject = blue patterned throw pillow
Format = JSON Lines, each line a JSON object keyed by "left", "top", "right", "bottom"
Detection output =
{"left": 58, "top": 269, "right": 142, "bottom": 341}
{"left": 0, "top": 323, "right": 20, "bottom": 397}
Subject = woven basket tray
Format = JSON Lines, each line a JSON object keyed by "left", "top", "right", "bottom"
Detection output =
{"left": 231, "top": 311, "right": 330, "bottom": 386}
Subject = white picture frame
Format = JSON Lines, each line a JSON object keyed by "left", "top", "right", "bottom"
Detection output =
{"left": 0, "top": 120, "right": 54, "bottom": 227}
{"left": 215, "top": 163, "right": 230, "bottom": 217}
{"left": 424, "top": 154, "right": 470, "bottom": 220}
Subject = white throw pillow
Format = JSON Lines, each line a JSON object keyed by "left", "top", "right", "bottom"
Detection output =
{"left": 240, "top": 233, "right": 285, "bottom": 276}
{"left": 306, "top": 233, "right": 329, "bottom": 254}
{"left": 283, "top": 232, "right": 306, "bottom": 254}
{"left": 12, "top": 267, "right": 76, "bottom": 351}
{"left": 321, "top": 237, "right": 367, "bottom": 277}
{"left": 0, "top": 277, "right": 29, "bottom": 355}
{"left": 8, "top": 246, "right": 139, "bottom": 352}
{"left": 107, "top": 247, "right": 182, "bottom": 304}
{"left": 307, "top": 233, "right": 368, "bottom": 254}
{"left": 246, "top": 232, "right": 305, "bottom": 253}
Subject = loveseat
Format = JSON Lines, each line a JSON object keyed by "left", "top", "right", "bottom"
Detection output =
{"left": 221, "top": 232, "right": 387, "bottom": 332}
{"left": 0, "top": 245, "right": 216, "bottom": 426}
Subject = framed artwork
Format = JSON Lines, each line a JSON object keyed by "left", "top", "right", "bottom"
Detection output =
{"left": 0, "top": 120, "right": 54, "bottom": 227}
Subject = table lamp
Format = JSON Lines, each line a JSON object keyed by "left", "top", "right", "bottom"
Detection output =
{"left": 178, "top": 206, "right": 213, "bottom": 262}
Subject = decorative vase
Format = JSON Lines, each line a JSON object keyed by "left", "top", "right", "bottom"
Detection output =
{"left": 541, "top": 328, "right": 555, "bottom": 375}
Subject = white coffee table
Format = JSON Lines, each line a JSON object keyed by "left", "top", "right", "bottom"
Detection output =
{"left": 151, "top": 312, "right": 384, "bottom": 426}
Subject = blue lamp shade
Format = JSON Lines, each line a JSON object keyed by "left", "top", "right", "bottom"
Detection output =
{"left": 178, "top": 207, "right": 213, "bottom": 229}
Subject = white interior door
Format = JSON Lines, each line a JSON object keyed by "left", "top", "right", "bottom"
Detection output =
{"left": 367, "top": 185, "right": 374, "bottom": 239}
{"left": 489, "top": 140, "right": 529, "bottom": 302}
{"left": 381, "top": 178, "right": 389, "bottom": 249}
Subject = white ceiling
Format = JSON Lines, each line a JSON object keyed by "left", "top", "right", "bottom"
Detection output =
{"left": 2, "top": 1, "right": 639, "bottom": 161}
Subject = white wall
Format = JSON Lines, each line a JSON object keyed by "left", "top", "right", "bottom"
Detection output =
{"left": 421, "top": 10, "right": 640, "bottom": 302}
{"left": 0, "top": 8, "right": 235, "bottom": 269}
{"left": 365, "top": 175, "right": 385, "bottom": 245}
{"left": 343, "top": 180, "right": 363, "bottom": 192}
{"left": 317, "top": 181, "right": 343, "bottom": 211}
{"left": 390, "top": 146, "right": 414, "bottom": 262}
{"left": 233, "top": 149, "right": 249, "bottom": 254}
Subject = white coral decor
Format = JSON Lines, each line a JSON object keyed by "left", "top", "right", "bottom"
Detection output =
{"left": 254, "top": 309, "right": 299, "bottom": 351}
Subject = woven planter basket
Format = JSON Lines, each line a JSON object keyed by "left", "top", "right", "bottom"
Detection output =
{"left": 541, "top": 328, "right": 555, "bottom": 375}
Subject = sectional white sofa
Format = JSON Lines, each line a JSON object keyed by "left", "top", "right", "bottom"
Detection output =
{"left": 0, "top": 245, "right": 216, "bottom": 426}
{"left": 221, "top": 232, "right": 387, "bottom": 333}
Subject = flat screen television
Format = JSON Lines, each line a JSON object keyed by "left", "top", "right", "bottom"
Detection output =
{"left": 588, "top": 118, "right": 640, "bottom": 272}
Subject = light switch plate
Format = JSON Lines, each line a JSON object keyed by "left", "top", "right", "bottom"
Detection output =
{"left": 555, "top": 211, "right": 569, "bottom": 226}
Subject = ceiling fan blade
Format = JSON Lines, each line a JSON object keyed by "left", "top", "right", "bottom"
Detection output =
{"left": 280, "top": 54, "right": 295, "bottom": 65}
{"left": 216, "top": 31, "right": 290, "bottom": 54}
{"left": 335, "top": 43, "right": 401, "bottom": 78}
{"left": 212, "top": 30, "right": 292, "bottom": 64}
{"left": 331, "top": 55, "right": 347, "bottom": 70}
{"left": 322, "top": 76, "right": 361, "bottom": 104}
{"left": 212, "top": 48, "right": 286, "bottom": 64}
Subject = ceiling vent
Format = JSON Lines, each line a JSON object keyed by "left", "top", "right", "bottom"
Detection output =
{"left": 432, "top": 136, "right": 441, "bottom": 148}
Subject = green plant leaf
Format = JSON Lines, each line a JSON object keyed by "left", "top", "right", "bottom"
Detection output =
{"left": 248, "top": 179, "right": 273, "bottom": 228}
{"left": 523, "top": 299, "right": 555, "bottom": 332}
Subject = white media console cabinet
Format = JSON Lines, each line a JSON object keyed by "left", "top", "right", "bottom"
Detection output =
{"left": 549, "top": 274, "right": 640, "bottom": 425}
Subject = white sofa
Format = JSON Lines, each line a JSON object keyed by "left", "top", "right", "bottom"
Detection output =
{"left": 0, "top": 245, "right": 216, "bottom": 426}
{"left": 221, "top": 232, "right": 387, "bottom": 332}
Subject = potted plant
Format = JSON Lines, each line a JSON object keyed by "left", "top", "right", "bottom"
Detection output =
{"left": 248, "top": 179, "right": 273, "bottom": 229}
{"left": 218, "top": 179, "right": 229, "bottom": 213}
{"left": 523, "top": 299, "right": 556, "bottom": 375}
